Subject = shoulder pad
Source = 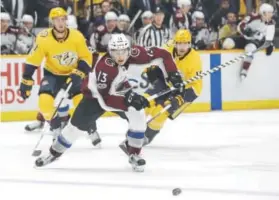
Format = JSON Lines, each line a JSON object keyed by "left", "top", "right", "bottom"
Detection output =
{"left": 130, "top": 47, "right": 141, "bottom": 57}
{"left": 97, "top": 25, "right": 105, "bottom": 32}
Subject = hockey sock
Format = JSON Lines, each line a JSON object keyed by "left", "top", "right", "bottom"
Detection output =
{"left": 145, "top": 127, "right": 160, "bottom": 144}
{"left": 39, "top": 93, "right": 55, "bottom": 121}
{"left": 127, "top": 130, "right": 144, "bottom": 155}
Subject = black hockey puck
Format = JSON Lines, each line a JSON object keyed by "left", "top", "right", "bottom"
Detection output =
{"left": 172, "top": 188, "right": 182, "bottom": 196}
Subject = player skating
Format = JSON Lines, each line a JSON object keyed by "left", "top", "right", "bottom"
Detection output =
{"left": 34, "top": 34, "right": 184, "bottom": 172}
{"left": 19, "top": 7, "right": 92, "bottom": 137}
{"left": 222, "top": 3, "right": 275, "bottom": 81}
{"left": 133, "top": 29, "right": 203, "bottom": 146}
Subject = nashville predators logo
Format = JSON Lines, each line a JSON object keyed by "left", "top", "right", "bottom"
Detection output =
{"left": 53, "top": 52, "right": 78, "bottom": 66}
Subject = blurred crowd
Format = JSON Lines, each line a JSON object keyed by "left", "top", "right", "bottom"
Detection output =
{"left": 1, "top": 0, "right": 279, "bottom": 55}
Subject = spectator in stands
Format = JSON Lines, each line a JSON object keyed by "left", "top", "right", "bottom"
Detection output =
{"left": 128, "top": 0, "right": 156, "bottom": 30}
{"left": 218, "top": 11, "right": 238, "bottom": 40}
{"left": 209, "top": 0, "right": 231, "bottom": 32}
{"left": 139, "top": 6, "right": 170, "bottom": 47}
{"left": 190, "top": 10, "right": 210, "bottom": 50}
{"left": 169, "top": 0, "right": 192, "bottom": 37}
{"left": 119, "top": 0, "right": 132, "bottom": 14}
{"left": 15, "top": 14, "right": 35, "bottom": 54}
{"left": 109, "top": 0, "right": 125, "bottom": 15}
{"left": 134, "top": 10, "right": 153, "bottom": 44}
{"left": 236, "top": 0, "right": 260, "bottom": 18}
{"left": 89, "top": 11, "right": 120, "bottom": 52}
{"left": 1, "top": 12, "right": 17, "bottom": 54}
{"left": 67, "top": 14, "right": 78, "bottom": 29}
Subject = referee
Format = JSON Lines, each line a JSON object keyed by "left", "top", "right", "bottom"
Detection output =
{"left": 139, "top": 6, "right": 170, "bottom": 47}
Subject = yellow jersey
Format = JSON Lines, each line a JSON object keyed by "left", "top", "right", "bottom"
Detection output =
{"left": 164, "top": 43, "right": 203, "bottom": 96}
{"left": 26, "top": 28, "right": 92, "bottom": 76}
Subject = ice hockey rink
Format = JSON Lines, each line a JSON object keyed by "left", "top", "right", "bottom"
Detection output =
{"left": 0, "top": 109, "right": 279, "bottom": 200}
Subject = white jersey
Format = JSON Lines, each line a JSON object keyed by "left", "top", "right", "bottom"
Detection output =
{"left": 15, "top": 33, "right": 35, "bottom": 54}
{"left": 191, "top": 27, "right": 210, "bottom": 50}
{"left": 1, "top": 30, "right": 17, "bottom": 54}
{"left": 238, "top": 14, "right": 275, "bottom": 41}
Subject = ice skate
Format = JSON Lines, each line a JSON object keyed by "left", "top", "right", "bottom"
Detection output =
{"left": 129, "top": 154, "right": 146, "bottom": 172}
{"left": 88, "top": 130, "right": 102, "bottom": 147}
{"left": 240, "top": 69, "right": 248, "bottom": 81}
{"left": 35, "top": 153, "right": 58, "bottom": 167}
{"left": 25, "top": 121, "right": 45, "bottom": 132}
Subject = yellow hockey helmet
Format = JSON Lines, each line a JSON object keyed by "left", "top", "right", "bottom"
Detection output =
{"left": 49, "top": 7, "right": 67, "bottom": 20}
{"left": 174, "top": 29, "right": 192, "bottom": 43}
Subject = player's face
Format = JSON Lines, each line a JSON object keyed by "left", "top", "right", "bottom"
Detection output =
{"left": 1, "top": 19, "right": 9, "bottom": 32}
{"left": 106, "top": 20, "right": 117, "bottom": 31}
{"left": 175, "top": 42, "right": 190, "bottom": 56}
{"left": 262, "top": 12, "right": 273, "bottom": 22}
{"left": 110, "top": 48, "right": 130, "bottom": 65}
{"left": 195, "top": 18, "right": 204, "bottom": 27}
{"left": 142, "top": 17, "right": 152, "bottom": 26}
{"left": 23, "top": 21, "right": 33, "bottom": 30}
{"left": 118, "top": 20, "right": 129, "bottom": 31}
{"left": 154, "top": 13, "right": 164, "bottom": 26}
{"left": 52, "top": 16, "right": 67, "bottom": 33}
{"left": 227, "top": 13, "right": 237, "bottom": 24}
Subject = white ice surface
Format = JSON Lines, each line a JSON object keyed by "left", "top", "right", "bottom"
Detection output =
{"left": 0, "top": 110, "right": 279, "bottom": 200}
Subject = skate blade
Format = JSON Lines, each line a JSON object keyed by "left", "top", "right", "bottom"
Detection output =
{"left": 132, "top": 164, "right": 145, "bottom": 172}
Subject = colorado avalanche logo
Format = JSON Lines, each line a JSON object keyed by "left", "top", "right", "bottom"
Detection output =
{"left": 130, "top": 47, "right": 140, "bottom": 57}
{"left": 105, "top": 58, "right": 115, "bottom": 67}
{"left": 53, "top": 52, "right": 78, "bottom": 66}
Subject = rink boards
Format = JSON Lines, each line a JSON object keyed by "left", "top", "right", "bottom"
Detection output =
{"left": 1, "top": 50, "right": 279, "bottom": 121}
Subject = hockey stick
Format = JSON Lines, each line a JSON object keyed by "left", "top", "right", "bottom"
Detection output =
{"left": 128, "top": 10, "right": 142, "bottom": 33}
{"left": 146, "top": 43, "right": 271, "bottom": 121}
{"left": 146, "top": 43, "right": 269, "bottom": 103}
{"left": 146, "top": 104, "right": 172, "bottom": 124}
{"left": 31, "top": 82, "right": 72, "bottom": 156}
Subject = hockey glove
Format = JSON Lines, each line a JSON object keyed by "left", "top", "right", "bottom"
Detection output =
{"left": 20, "top": 77, "right": 34, "bottom": 100}
{"left": 124, "top": 90, "right": 150, "bottom": 111}
{"left": 144, "top": 65, "right": 165, "bottom": 84}
{"left": 164, "top": 95, "right": 185, "bottom": 115}
{"left": 266, "top": 43, "right": 274, "bottom": 56}
{"left": 168, "top": 72, "right": 184, "bottom": 93}
{"left": 66, "top": 69, "right": 86, "bottom": 98}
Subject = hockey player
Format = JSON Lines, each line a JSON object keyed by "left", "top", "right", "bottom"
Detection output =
{"left": 19, "top": 7, "right": 92, "bottom": 136}
{"left": 222, "top": 3, "right": 275, "bottom": 80}
{"left": 34, "top": 33, "right": 184, "bottom": 171}
{"left": 143, "top": 29, "right": 203, "bottom": 145}
{"left": 1, "top": 12, "right": 17, "bottom": 54}
{"left": 169, "top": 0, "right": 192, "bottom": 37}
{"left": 117, "top": 14, "right": 132, "bottom": 43}
{"left": 90, "top": 11, "right": 120, "bottom": 52}
{"left": 15, "top": 15, "right": 35, "bottom": 54}
{"left": 190, "top": 11, "right": 210, "bottom": 50}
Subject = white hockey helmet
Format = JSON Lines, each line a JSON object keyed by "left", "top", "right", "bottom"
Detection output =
{"left": 21, "top": 14, "right": 34, "bottom": 23}
{"left": 259, "top": 3, "right": 274, "bottom": 15}
{"left": 67, "top": 15, "right": 78, "bottom": 29}
{"left": 192, "top": 11, "right": 205, "bottom": 20}
{"left": 118, "top": 14, "right": 130, "bottom": 22}
{"left": 0, "top": 12, "right": 11, "bottom": 21}
{"left": 177, "top": 0, "right": 191, "bottom": 8}
{"left": 108, "top": 33, "right": 131, "bottom": 64}
{"left": 105, "top": 11, "right": 118, "bottom": 21}
{"left": 141, "top": 11, "right": 153, "bottom": 19}
{"left": 259, "top": 3, "right": 274, "bottom": 22}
